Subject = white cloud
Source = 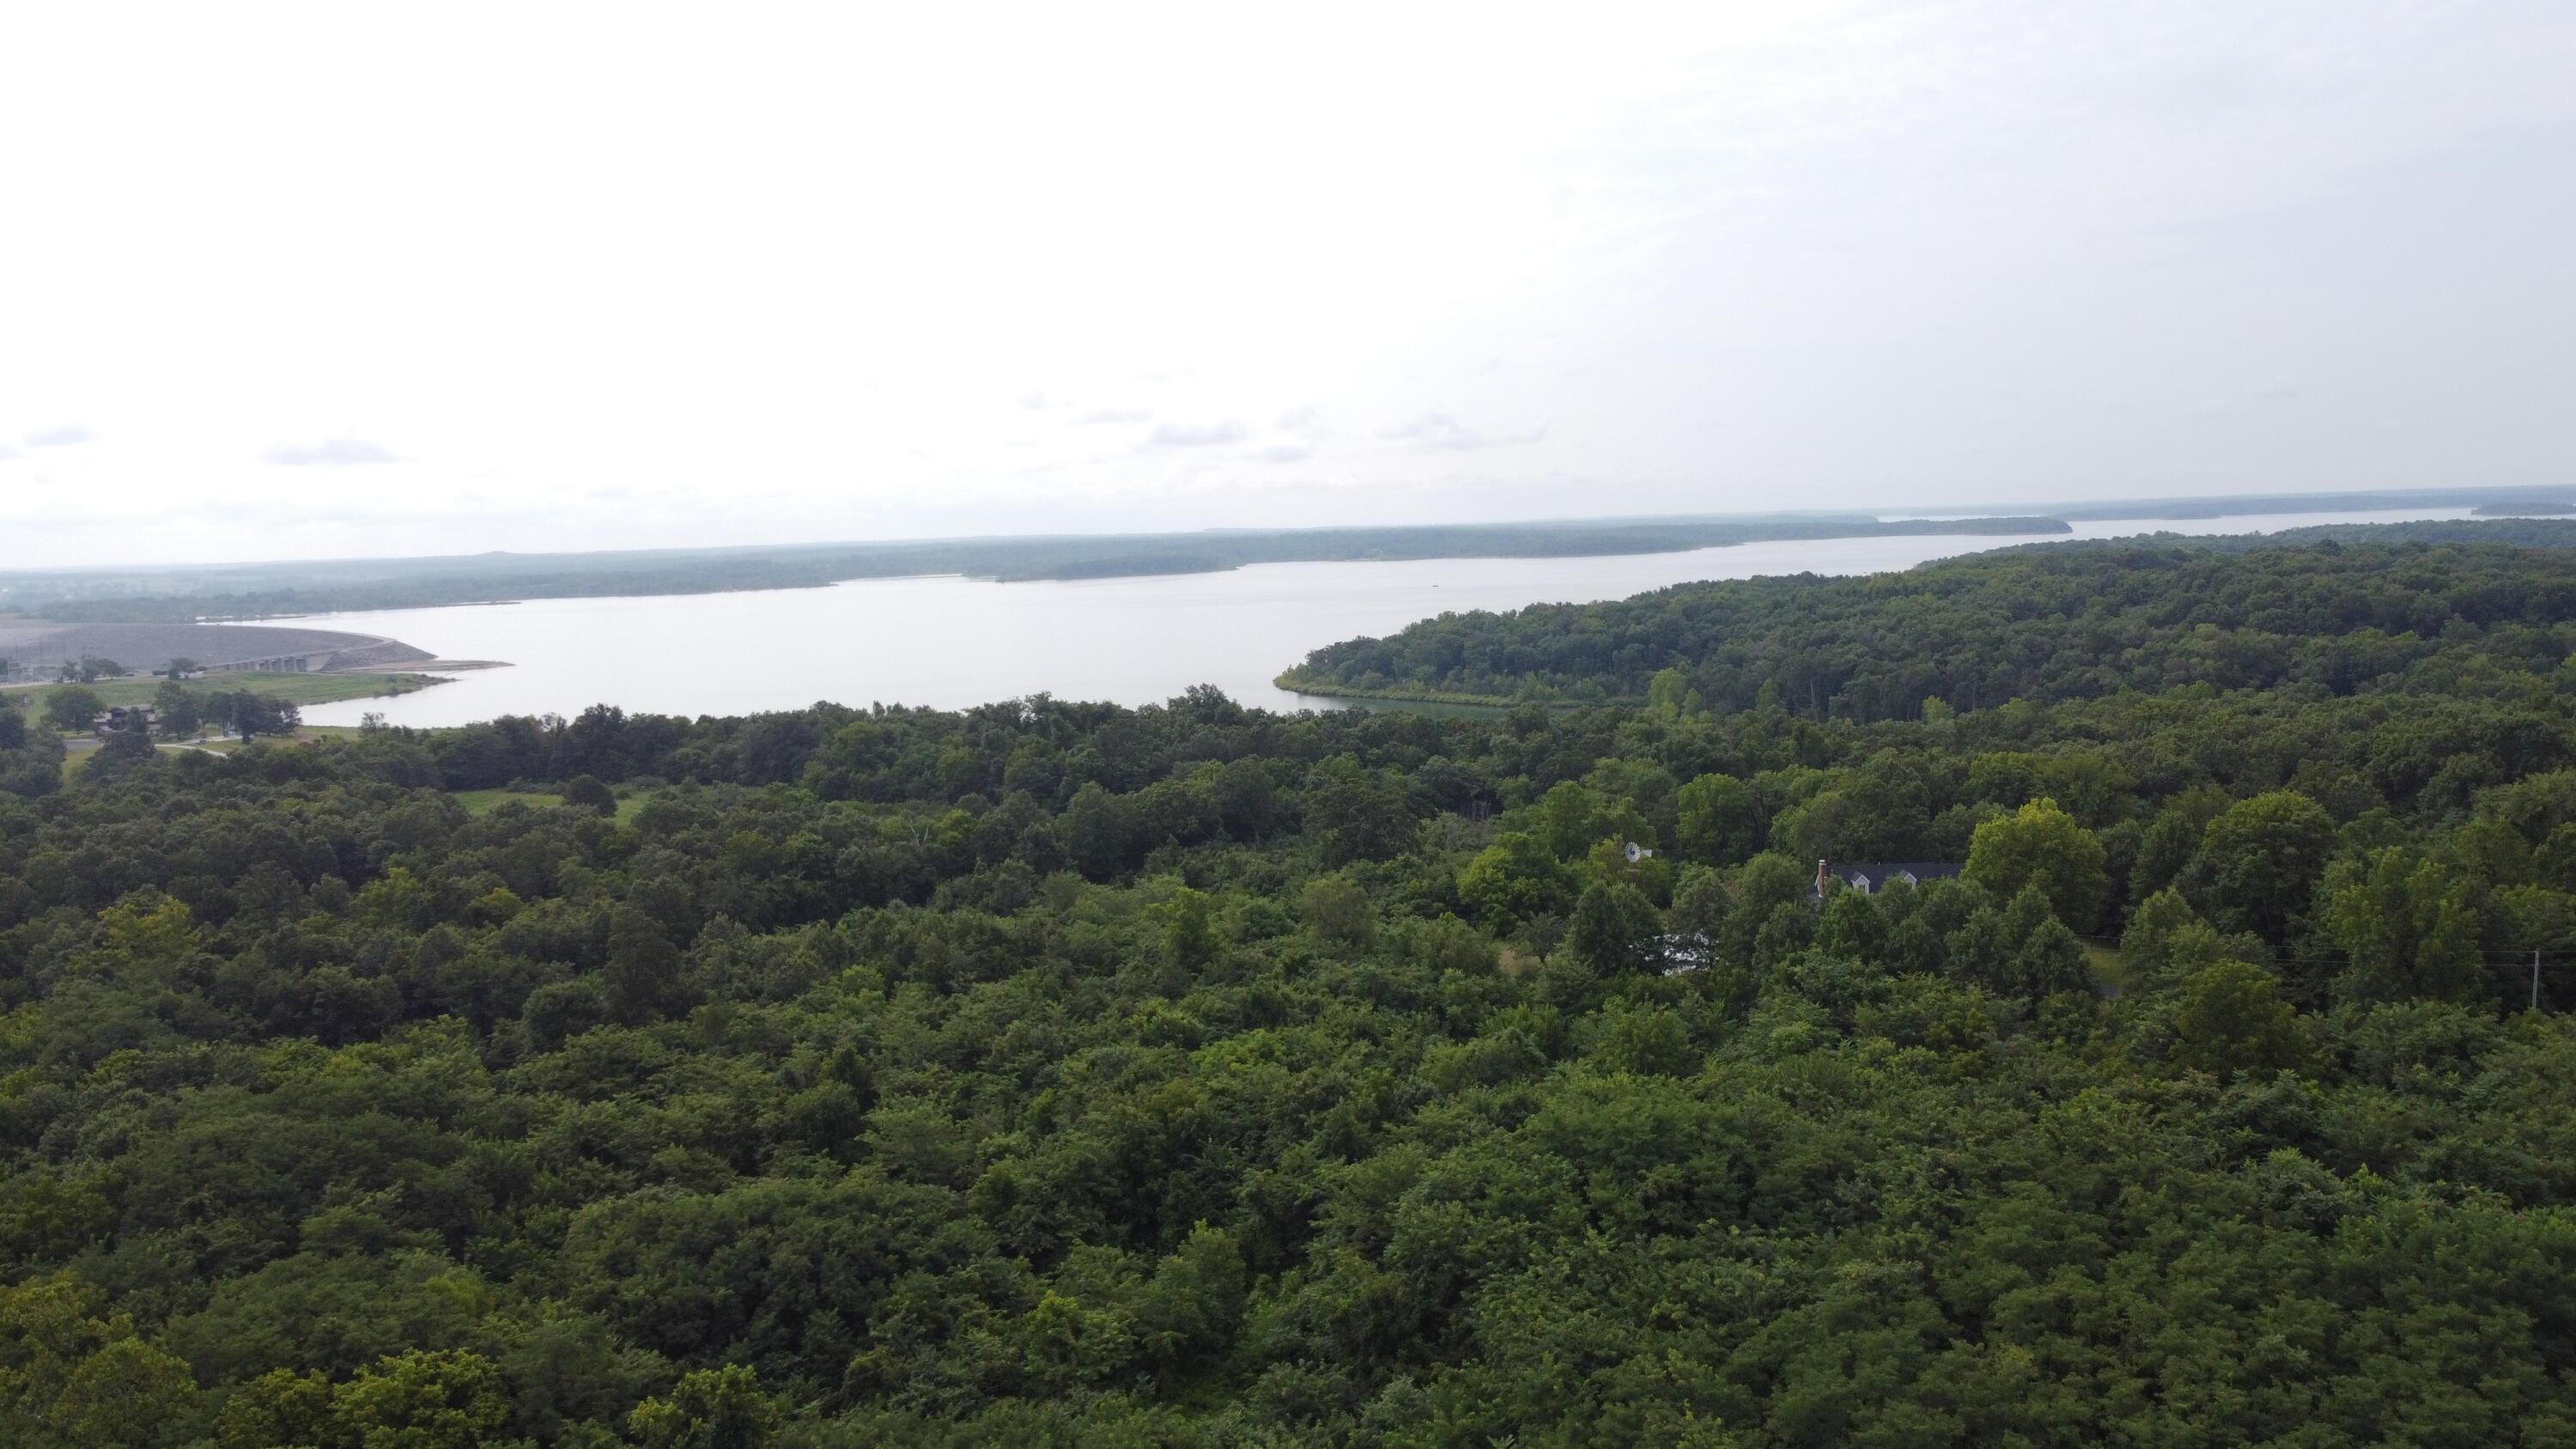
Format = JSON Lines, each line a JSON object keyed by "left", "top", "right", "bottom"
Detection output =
{"left": 24, "top": 425, "right": 93, "bottom": 447}
{"left": 1149, "top": 419, "right": 1249, "bottom": 447}
{"left": 263, "top": 437, "right": 398, "bottom": 466}
{"left": 1380, "top": 412, "right": 1547, "bottom": 451}
{"left": 1, "top": 2, "right": 2572, "bottom": 563}
{"left": 1275, "top": 405, "right": 1327, "bottom": 440}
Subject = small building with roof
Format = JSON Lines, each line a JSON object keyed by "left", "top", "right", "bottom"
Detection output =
{"left": 1814, "top": 859, "right": 1964, "bottom": 898}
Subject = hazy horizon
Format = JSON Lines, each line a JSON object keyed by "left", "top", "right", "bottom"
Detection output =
{"left": 3, "top": 488, "right": 2562, "bottom": 583}
{"left": 5, "top": 2, "right": 2572, "bottom": 569}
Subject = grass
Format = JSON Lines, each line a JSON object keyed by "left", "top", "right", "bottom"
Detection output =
{"left": 2083, "top": 942, "right": 2127, "bottom": 995}
{"left": 452, "top": 788, "right": 560, "bottom": 815}
{"left": 60, "top": 740, "right": 216, "bottom": 778}
{"left": 5, "top": 670, "right": 450, "bottom": 721}
{"left": 452, "top": 788, "right": 647, "bottom": 822}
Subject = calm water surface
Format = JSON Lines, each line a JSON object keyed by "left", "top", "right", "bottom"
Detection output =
{"left": 303, "top": 509, "right": 2473, "bottom": 727}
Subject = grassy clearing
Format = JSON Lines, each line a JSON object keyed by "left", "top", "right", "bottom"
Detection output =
{"left": 452, "top": 788, "right": 561, "bottom": 815}
{"left": 452, "top": 788, "right": 647, "bottom": 822}
{"left": 2084, "top": 942, "right": 2127, "bottom": 995}
{"left": 213, "top": 672, "right": 450, "bottom": 706}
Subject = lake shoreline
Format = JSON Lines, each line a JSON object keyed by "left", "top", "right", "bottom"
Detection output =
{"left": 292, "top": 508, "right": 2492, "bottom": 730}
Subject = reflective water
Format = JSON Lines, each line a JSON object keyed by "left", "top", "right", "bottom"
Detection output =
{"left": 301, "top": 508, "right": 2475, "bottom": 726}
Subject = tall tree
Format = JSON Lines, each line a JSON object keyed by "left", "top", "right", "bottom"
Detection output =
{"left": 2189, "top": 791, "right": 2337, "bottom": 947}
{"left": 1965, "top": 797, "right": 2109, "bottom": 929}
{"left": 2324, "top": 849, "right": 2485, "bottom": 1006}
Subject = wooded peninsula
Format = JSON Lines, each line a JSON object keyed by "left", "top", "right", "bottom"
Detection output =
{"left": 4, "top": 526, "right": 2576, "bottom": 1446}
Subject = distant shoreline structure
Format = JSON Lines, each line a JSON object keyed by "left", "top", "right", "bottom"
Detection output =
{"left": 0, "top": 621, "right": 442, "bottom": 681}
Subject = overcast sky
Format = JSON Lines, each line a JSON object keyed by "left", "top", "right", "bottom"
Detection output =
{"left": 3, "top": 1, "right": 2573, "bottom": 567}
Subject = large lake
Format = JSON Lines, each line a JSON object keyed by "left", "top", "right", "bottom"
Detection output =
{"left": 303, "top": 508, "right": 2475, "bottom": 727}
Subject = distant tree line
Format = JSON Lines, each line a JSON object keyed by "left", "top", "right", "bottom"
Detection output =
{"left": 23, "top": 682, "right": 299, "bottom": 740}
{"left": 5, "top": 516, "right": 2069, "bottom": 622}
{"left": 1279, "top": 531, "right": 2576, "bottom": 714}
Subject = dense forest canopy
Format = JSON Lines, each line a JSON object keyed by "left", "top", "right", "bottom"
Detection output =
{"left": 5, "top": 532, "right": 2576, "bottom": 1444}
{"left": 1279, "top": 526, "right": 2576, "bottom": 710}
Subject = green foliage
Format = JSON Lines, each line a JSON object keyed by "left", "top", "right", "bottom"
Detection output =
{"left": 152, "top": 679, "right": 204, "bottom": 739}
{"left": 1967, "top": 748, "right": 2136, "bottom": 826}
{"left": 562, "top": 775, "right": 617, "bottom": 816}
{"left": 1153, "top": 886, "right": 1222, "bottom": 970}
{"left": 2325, "top": 849, "right": 2486, "bottom": 1006}
{"left": 1564, "top": 877, "right": 1662, "bottom": 973}
{"left": 1284, "top": 533, "right": 2576, "bottom": 712}
{"left": 1303, "top": 755, "right": 1418, "bottom": 865}
{"left": 1674, "top": 772, "right": 1764, "bottom": 865}
{"left": 1814, "top": 888, "right": 1890, "bottom": 962}
{"left": 1645, "top": 665, "right": 1704, "bottom": 721}
{"left": 1964, "top": 796, "right": 2109, "bottom": 928}
{"left": 2191, "top": 789, "right": 2338, "bottom": 947}
{"left": 1592, "top": 1002, "right": 1698, "bottom": 1075}
{"left": 41, "top": 685, "right": 104, "bottom": 733}
{"left": 216, "top": 1367, "right": 333, "bottom": 1449}
{"left": 333, "top": 1349, "right": 509, "bottom": 1449}
{"left": 1458, "top": 831, "right": 1569, "bottom": 934}
{"left": 0, "top": 1271, "right": 200, "bottom": 1448}
{"left": 1300, "top": 874, "right": 1378, "bottom": 952}
{"left": 630, "top": 1364, "right": 776, "bottom": 1449}
{"left": 2120, "top": 887, "right": 2267, "bottom": 999}
{"left": 4, "top": 543, "right": 2576, "bottom": 1444}
{"left": 2169, "top": 960, "right": 2309, "bottom": 1078}
{"left": 52, "top": 1337, "right": 198, "bottom": 1448}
